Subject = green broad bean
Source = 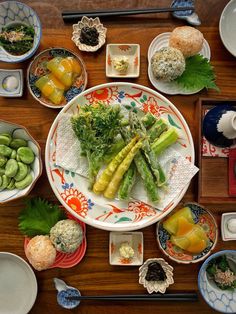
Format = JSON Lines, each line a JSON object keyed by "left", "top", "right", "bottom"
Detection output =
{"left": 0, "top": 135, "right": 11, "bottom": 146}
{"left": 0, "top": 145, "right": 12, "bottom": 157}
{"left": 7, "top": 178, "right": 15, "bottom": 190}
{"left": 10, "top": 138, "right": 27, "bottom": 149}
{"left": 16, "top": 154, "right": 21, "bottom": 162}
{"left": 0, "top": 155, "right": 7, "bottom": 167}
{"left": 14, "top": 162, "right": 28, "bottom": 182}
{"left": 17, "top": 147, "right": 34, "bottom": 164}
{"left": 0, "top": 168, "right": 5, "bottom": 175}
{"left": 1, "top": 133, "right": 12, "bottom": 140}
{"left": 15, "top": 173, "right": 33, "bottom": 189}
{"left": 0, "top": 176, "right": 2, "bottom": 186}
{"left": 10, "top": 150, "right": 17, "bottom": 159}
{"left": 5, "top": 159, "right": 19, "bottom": 178}
{"left": 0, "top": 175, "right": 10, "bottom": 189}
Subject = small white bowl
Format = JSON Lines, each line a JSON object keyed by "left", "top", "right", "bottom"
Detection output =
{"left": 109, "top": 232, "right": 143, "bottom": 266}
{"left": 72, "top": 16, "right": 107, "bottom": 52}
{"left": 106, "top": 44, "right": 140, "bottom": 78}
{"left": 0, "top": 69, "right": 23, "bottom": 97}
{"left": 221, "top": 213, "right": 236, "bottom": 241}
{"left": 0, "top": 120, "right": 42, "bottom": 204}
{"left": 139, "top": 258, "right": 174, "bottom": 294}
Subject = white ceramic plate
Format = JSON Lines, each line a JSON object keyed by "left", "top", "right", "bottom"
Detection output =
{"left": 219, "top": 0, "right": 236, "bottom": 57}
{"left": 45, "top": 82, "right": 194, "bottom": 231}
{"left": 0, "top": 252, "right": 37, "bottom": 314}
{"left": 148, "top": 32, "right": 211, "bottom": 95}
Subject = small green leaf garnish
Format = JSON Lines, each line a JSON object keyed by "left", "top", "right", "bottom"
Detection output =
{"left": 18, "top": 197, "right": 66, "bottom": 237}
{"left": 175, "top": 54, "right": 220, "bottom": 92}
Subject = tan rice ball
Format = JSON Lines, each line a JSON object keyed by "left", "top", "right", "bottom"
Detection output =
{"left": 25, "top": 235, "right": 56, "bottom": 271}
{"left": 169, "top": 26, "right": 204, "bottom": 57}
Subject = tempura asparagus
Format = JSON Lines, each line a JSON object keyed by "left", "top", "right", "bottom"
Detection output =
{"left": 118, "top": 162, "right": 136, "bottom": 200}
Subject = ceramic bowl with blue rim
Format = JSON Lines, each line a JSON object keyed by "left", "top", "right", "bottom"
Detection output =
{"left": 198, "top": 250, "right": 236, "bottom": 313}
{"left": 0, "top": 120, "right": 42, "bottom": 204}
{"left": 27, "top": 48, "right": 88, "bottom": 109}
{"left": 156, "top": 202, "right": 218, "bottom": 264}
{"left": 0, "top": 1, "right": 42, "bottom": 63}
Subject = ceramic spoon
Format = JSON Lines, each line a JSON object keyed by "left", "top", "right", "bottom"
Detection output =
{"left": 54, "top": 278, "right": 81, "bottom": 309}
{"left": 171, "top": 0, "right": 201, "bottom": 26}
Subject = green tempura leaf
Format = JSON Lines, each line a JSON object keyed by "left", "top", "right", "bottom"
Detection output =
{"left": 175, "top": 54, "right": 220, "bottom": 92}
{"left": 18, "top": 197, "right": 66, "bottom": 237}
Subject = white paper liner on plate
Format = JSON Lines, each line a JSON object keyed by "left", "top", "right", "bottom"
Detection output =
{"left": 56, "top": 113, "right": 198, "bottom": 211}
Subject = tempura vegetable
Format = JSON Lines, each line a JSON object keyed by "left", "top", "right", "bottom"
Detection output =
{"left": 151, "top": 127, "right": 179, "bottom": 156}
{"left": 104, "top": 140, "right": 143, "bottom": 199}
{"left": 148, "top": 118, "right": 169, "bottom": 143}
{"left": 118, "top": 162, "right": 136, "bottom": 200}
{"left": 93, "top": 136, "right": 139, "bottom": 194}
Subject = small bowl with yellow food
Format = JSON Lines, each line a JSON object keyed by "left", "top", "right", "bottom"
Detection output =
{"left": 27, "top": 47, "right": 87, "bottom": 109}
{"left": 156, "top": 203, "right": 218, "bottom": 264}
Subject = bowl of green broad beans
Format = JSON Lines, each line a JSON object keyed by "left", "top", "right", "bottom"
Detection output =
{"left": 0, "top": 120, "right": 42, "bottom": 204}
{"left": 0, "top": 1, "right": 42, "bottom": 63}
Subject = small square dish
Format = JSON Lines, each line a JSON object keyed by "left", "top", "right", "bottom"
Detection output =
{"left": 106, "top": 44, "right": 140, "bottom": 78}
{"left": 221, "top": 212, "right": 236, "bottom": 241}
{"left": 109, "top": 232, "right": 143, "bottom": 266}
{"left": 0, "top": 69, "right": 23, "bottom": 97}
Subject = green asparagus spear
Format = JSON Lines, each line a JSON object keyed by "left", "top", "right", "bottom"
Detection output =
{"left": 141, "top": 112, "right": 157, "bottom": 129}
{"left": 151, "top": 127, "right": 179, "bottom": 156}
{"left": 104, "top": 140, "right": 143, "bottom": 199}
{"left": 148, "top": 118, "right": 169, "bottom": 143}
{"left": 118, "top": 162, "right": 136, "bottom": 200}
{"left": 93, "top": 136, "right": 139, "bottom": 194}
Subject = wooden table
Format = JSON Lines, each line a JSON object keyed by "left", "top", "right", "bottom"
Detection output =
{"left": 0, "top": 1, "right": 236, "bottom": 313}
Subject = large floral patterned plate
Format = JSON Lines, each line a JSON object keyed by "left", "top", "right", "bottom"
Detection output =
{"left": 45, "top": 82, "right": 194, "bottom": 231}
{"left": 156, "top": 203, "right": 218, "bottom": 264}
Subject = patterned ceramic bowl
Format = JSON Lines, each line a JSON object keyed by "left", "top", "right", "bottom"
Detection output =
{"left": 156, "top": 203, "right": 218, "bottom": 264}
{"left": 0, "top": 120, "right": 42, "bottom": 204}
{"left": 198, "top": 250, "right": 236, "bottom": 313}
{"left": 72, "top": 16, "right": 107, "bottom": 52}
{"left": 0, "top": 1, "right": 41, "bottom": 63}
{"left": 27, "top": 48, "right": 88, "bottom": 109}
{"left": 139, "top": 258, "right": 174, "bottom": 294}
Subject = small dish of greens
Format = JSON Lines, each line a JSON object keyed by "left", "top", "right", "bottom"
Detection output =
{"left": 0, "top": 23, "right": 35, "bottom": 56}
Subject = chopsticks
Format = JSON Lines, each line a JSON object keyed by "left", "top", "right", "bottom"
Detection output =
{"left": 62, "top": 6, "right": 194, "bottom": 22}
{"left": 66, "top": 292, "right": 198, "bottom": 301}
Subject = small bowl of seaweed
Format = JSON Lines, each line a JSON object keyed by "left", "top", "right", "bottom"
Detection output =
{"left": 198, "top": 250, "right": 236, "bottom": 313}
{"left": 0, "top": 1, "right": 42, "bottom": 63}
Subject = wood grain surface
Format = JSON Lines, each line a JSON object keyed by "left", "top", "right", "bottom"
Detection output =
{"left": 0, "top": 1, "right": 235, "bottom": 313}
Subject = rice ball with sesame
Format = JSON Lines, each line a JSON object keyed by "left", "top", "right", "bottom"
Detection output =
{"left": 50, "top": 219, "right": 83, "bottom": 253}
{"left": 25, "top": 235, "right": 56, "bottom": 271}
{"left": 151, "top": 47, "right": 185, "bottom": 82}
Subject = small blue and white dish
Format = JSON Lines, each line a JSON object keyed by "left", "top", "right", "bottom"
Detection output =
{"left": 0, "top": 1, "right": 42, "bottom": 63}
{"left": 171, "top": 0, "right": 201, "bottom": 26}
{"left": 203, "top": 104, "right": 236, "bottom": 148}
{"left": 0, "top": 69, "right": 23, "bottom": 97}
{"left": 198, "top": 250, "right": 236, "bottom": 313}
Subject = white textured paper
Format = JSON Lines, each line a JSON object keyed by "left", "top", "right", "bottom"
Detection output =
{"left": 56, "top": 113, "right": 199, "bottom": 211}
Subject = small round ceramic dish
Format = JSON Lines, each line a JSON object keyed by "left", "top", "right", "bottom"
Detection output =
{"left": 156, "top": 203, "right": 218, "bottom": 264}
{"left": 147, "top": 32, "right": 211, "bottom": 95}
{"left": 0, "top": 120, "right": 42, "bottom": 204}
{"left": 27, "top": 47, "right": 87, "bottom": 109}
{"left": 219, "top": 0, "right": 236, "bottom": 57}
{"left": 24, "top": 212, "right": 87, "bottom": 269}
{"left": 0, "top": 252, "right": 37, "bottom": 314}
{"left": 0, "top": 1, "right": 41, "bottom": 63}
{"left": 198, "top": 250, "right": 236, "bottom": 313}
{"left": 139, "top": 258, "right": 174, "bottom": 294}
{"left": 72, "top": 16, "right": 107, "bottom": 52}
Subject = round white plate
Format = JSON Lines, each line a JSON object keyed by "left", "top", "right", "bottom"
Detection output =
{"left": 0, "top": 252, "right": 37, "bottom": 314}
{"left": 45, "top": 82, "right": 194, "bottom": 231}
{"left": 148, "top": 32, "right": 211, "bottom": 95}
{"left": 219, "top": 0, "right": 236, "bottom": 57}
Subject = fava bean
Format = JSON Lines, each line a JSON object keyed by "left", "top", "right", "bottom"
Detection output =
{"left": 10, "top": 138, "right": 27, "bottom": 149}
{"left": 0, "top": 168, "right": 5, "bottom": 175}
{"left": 17, "top": 147, "right": 34, "bottom": 164}
{"left": 0, "top": 135, "right": 11, "bottom": 146}
{"left": 5, "top": 159, "right": 18, "bottom": 178}
{"left": 7, "top": 178, "right": 15, "bottom": 190}
{"left": 0, "top": 175, "right": 10, "bottom": 189}
{"left": 10, "top": 150, "right": 17, "bottom": 159}
{"left": 16, "top": 154, "right": 21, "bottom": 162}
{"left": 15, "top": 173, "right": 33, "bottom": 189}
{"left": 1, "top": 133, "right": 12, "bottom": 140}
{"left": 0, "top": 176, "right": 2, "bottom": 186}
{"left": 0, "top": 155, "right": 7, "bottom": 167}
{"left": 0, "top": 145, "right": 12, "bottom": 157}
{"left": 14, "top": 162, "right": 28, "bottom": 182}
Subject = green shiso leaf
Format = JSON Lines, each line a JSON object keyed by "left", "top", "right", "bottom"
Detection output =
{"left": 18, "top": 197, "right": 66, "bottom": 237}
{"left": 175, "top": 54, "right": 220, "bottom": 92}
